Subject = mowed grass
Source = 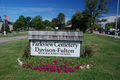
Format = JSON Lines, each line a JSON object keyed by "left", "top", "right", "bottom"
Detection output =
{"left": 0, "top": 32, "right": 27, "bottom": 37}
{"left": 0, "top": 33, "right": 120, "bottom": 80}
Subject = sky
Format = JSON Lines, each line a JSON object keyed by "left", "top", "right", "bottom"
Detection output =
{"left": 0, "top": 0, "right": 120, "bottom": 25}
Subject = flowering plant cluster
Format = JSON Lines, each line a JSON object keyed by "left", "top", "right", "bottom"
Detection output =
{"left": 21, "top": 57, "right": 95, "bottom": 73}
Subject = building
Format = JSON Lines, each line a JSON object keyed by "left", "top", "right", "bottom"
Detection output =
{"left": 0, "top": 22, "right": 13, "bottom": 31}
{"left": 65, "top": 25, "right": 72, "bottom": 30}
{"left": 65, "top": 25, "right": 80, "bottom": 31}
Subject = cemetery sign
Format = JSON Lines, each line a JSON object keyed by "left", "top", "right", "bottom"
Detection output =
{"left": 28, "top": 30, "right": 84, "bottom": 57}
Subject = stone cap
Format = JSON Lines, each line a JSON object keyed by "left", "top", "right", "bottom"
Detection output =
{"left": 27, "top": 30, "right": 84, "bottom": 41}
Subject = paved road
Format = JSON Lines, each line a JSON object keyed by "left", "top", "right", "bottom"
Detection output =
{"left": 0, "top": 35, "right": 27, "bottom": 44}
{"left": 93, "top": 31, "right": 120, "bottom": 38}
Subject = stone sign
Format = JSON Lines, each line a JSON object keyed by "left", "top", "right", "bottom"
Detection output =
{"left": 28, "top": 30, "right": 84, "bottom": 57}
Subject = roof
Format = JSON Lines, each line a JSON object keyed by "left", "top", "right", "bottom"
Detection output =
{"left": 65, "top": 25, "right": 72, "bottom": 28}
{"left": 28, "top": 30, "right": 84, "bottom": 41}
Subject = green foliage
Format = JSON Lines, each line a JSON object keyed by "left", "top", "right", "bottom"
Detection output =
{"left": 13, "top": 19, "right": 23, "bottom": 31}
{"left": 44, "top": 20, "right": 51, "bottom": 27}
{"left": 45, "top": 27, "right": 54, "bottom": 30}
{"left": 52, "top": 13, "right": 65, "bottom": 29}
{"left": 82, "top": 43, "right": 99, "bottom": 58}
{"left": 24, "top": 16, "right": 32, "bottom": 30}
{"left": 43, "top": 20, "right": 55, "bottom": 29}
{"left": 105, "top": 22, "right": 115, "bottom": 28}
{"left": 31, "top": 15, "right": 42, "bottom": 27}
{"left": 83, "top": 45, "right": 93, "bottom": 57}
{"left": 21, "top": 56, "right": 94, "bottom": 70}
{"left": 13, "top": 15, "right": 26, "bottom": 31}
{"left": 67, "top": 20, "right": 71, "bottom": 25}
{"left": 31, "top": 15, "right": 45, "bottom": 30}
{"left": 23, "top": 44, "right": 30, "bottom": 58}
{"left": 13, "top": 15, "right": 32, "bottom": 31}
{"left": 83, "top": 0, "right": 111, "bottom": 28}
{"left": 49, "top": 22, "right": 55, "bottom": 29}
{"left": 105, "top": 25, "right": 113, "bottom": 30}
{"left": 95, "top": 24, "right": 102, "bottom": 30}
{"left": 35, "top": 21, "right": 44, "bottom": 30}
{"left": 57, "top": 13, "right": 65, "bottom": 29}
{"left": 0, "top": 34, "right": 120, "bottom": 79}
{"left": 71, "top": 11, "right": 90, "bottom": 32}
{"left": 1, "top": 23, "right": 10, "bottom": 33}
{"left": 52, "top": 18, "right": 58, "bottom": 26}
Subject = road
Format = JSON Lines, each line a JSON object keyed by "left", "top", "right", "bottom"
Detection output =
{"left": 93, "top": 31, "right": 120, "bottom": 38}
{"left": 0, "top": 35, "right": 27, "bottom": 44}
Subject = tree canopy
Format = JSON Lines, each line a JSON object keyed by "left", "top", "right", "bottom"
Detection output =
{"left": 67, "top": 20, "right": 71, "bottom": 25}
{"left": 52, "top": 13, "right": 65, "bottom": 29}
{"left": 83, "top": 0, "right": 111, "bottom": 28}
{"left": 71, "top": 11, "right": 90, "bottom": 32}
{"left": 31, "top": 15, "right": 44, "bottom": 30}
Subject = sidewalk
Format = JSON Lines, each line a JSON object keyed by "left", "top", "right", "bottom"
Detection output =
{"left": 0, "top": 35, "right": 27, "bottom": 44}
{"left": 93, "top": 31, "right": 120, "bottom": 38}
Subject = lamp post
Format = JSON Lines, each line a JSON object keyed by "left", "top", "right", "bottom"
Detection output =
{"left": 115, "top": 0, "right": 119, "bottom": 38}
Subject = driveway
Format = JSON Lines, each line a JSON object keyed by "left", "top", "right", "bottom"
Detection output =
{"left": 93, "top": 31, "right": 120, "bottom": 38}
{"left": 0, "top": 35, "right": 27, "bottom": 44}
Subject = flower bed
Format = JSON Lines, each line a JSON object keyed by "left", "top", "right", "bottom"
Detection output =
{"left": 20, "top": 56, "right": 95, "bottom": 73}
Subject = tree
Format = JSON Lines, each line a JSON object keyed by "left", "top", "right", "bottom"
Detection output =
{"left": 49, "top": 22, "right": 55, "bottom": 29}
{"left": 67, "top": 20, "right": 71, "bottom": 25}
{"left": 52, "top": 18, "right": 58, "bottom": 27}
{"left": 31, "top": 15, "right": 45, "bottom": 30}
{"left": 0, "top": 16, "right": 2, "bottom": 22}
{"left": 13, "top": 15, "right": 32, "bottom": 31}
{"left": 44, "top": 20, "right": 50, "bottom": 27}
{"left": 71, "top": 11, "right": 90, "bottom": 32}
{"left": 13, "top": 19, "right": 23, "bottom": 31}
{"left": 24, "top": 16, "right": 32, "bottom": 30}
{"left": 105, "top": 22, "right": 115, "bottom": 28}
{"left": 95, "top": 24, "right": 102, "bottom": 30}
{"left": 13, "top": 15, "right": 25, "bottom": 30}
{"left": 35, "top": 21, "right": 44, "bottom": 30}
{"left": 43, "top": 20, "right": 55, "bottom": 29}
{"left": 57, "top": 13, "right": 65, "bottom": 29}
{"left": 83, "top": 0, "right": 111, "bottom": 28}
{"left": 51, "top": 13, "right": 65, "bottom": 29}
{"left": 19, "top": 15, "right": 27, "bottom": 30}
{"left": 1, "top": 23, "right": 10, "bottom": 33}
{"left": 105, "top": 25, "right": 113, "bottom": 30}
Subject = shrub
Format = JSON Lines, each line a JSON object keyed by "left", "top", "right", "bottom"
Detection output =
{"left": 22, "top": 45, "right": 30, "bottom": 58}
{"left": 82, "top": 42, "right": 100, "bottom": 58}
{"left": 45, "top": 27, "right": 54, "bottom": 30}
{"left": 83, "top": 45, "right": 93, "bottom": 57}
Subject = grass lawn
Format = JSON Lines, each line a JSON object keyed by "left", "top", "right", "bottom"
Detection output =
{"left": 0, "top": 31, "right": 27, "bottom": 37}
{"left": 0, "top": 33, "right": 120, "bottom": 80}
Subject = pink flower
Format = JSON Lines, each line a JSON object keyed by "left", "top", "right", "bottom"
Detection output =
{"left": 80, "top": 64, "right": 83, "bottom": 66}
{"left": 76, "top": 64, "right": 79, "bottom": 69}
{"left": 39, "top": 67, "right": 43, "bottom": 71}
{"left": 57, "top": 69, "right": 62, "bottom": 73}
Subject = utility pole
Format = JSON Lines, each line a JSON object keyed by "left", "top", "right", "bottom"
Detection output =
{"left": 115, "top": 0, "right": 119, "bottom": 38}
